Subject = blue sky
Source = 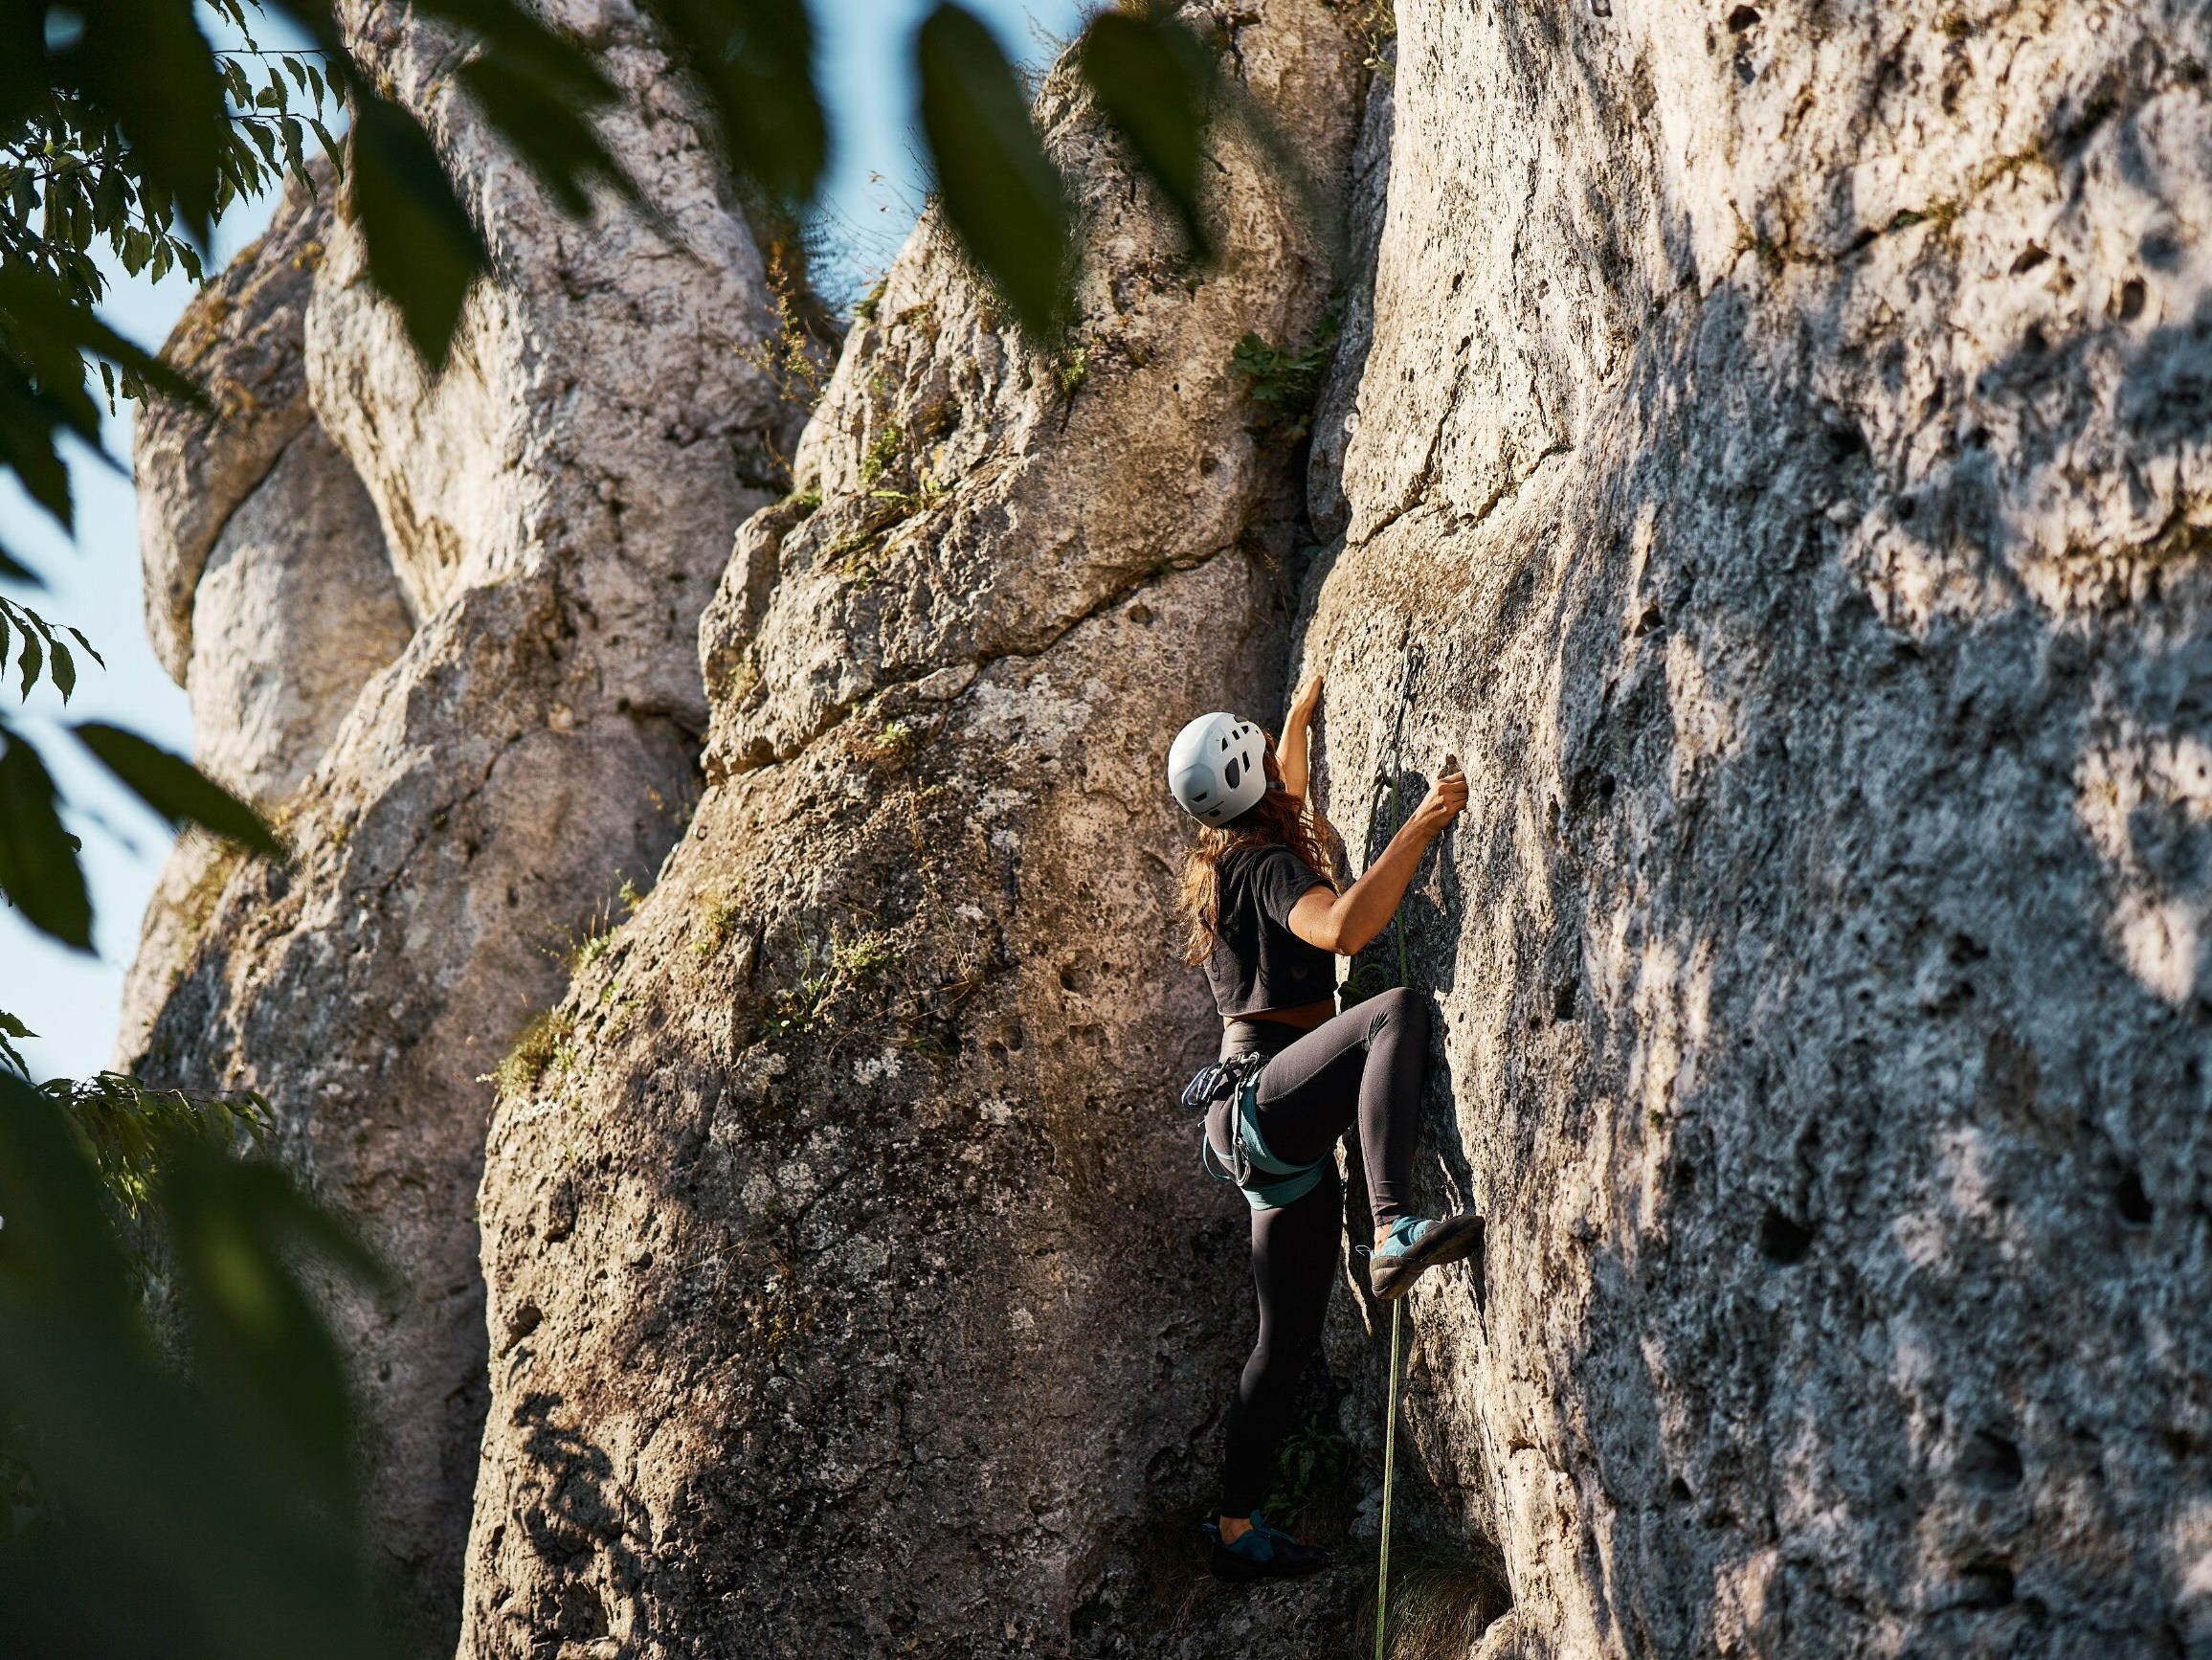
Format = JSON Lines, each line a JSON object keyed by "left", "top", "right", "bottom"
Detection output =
{"left": 0, "top": 0, "right": 1084, "bottom": 1081}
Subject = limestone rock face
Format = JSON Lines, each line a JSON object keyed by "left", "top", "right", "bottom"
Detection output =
{"left": 116, "top": 171, "right": 412, "bottom": 1069}
{"left": 123, "top": 0, "right": 2212, "bottom": 1650}
{"left": 135, "top": 165, "right": 330, "bottom": 683}
{"left": 1296, "top": 1, "right": 2212, "bottom": 1653}
{"left": 122, "top": 2, "right": 807, "bottom": 1642}
{"left": 458, "top": 6, "right": 1361, "bottom": 1653}
{"left": 184, "top": 424, "right": 414, "bottom": 806}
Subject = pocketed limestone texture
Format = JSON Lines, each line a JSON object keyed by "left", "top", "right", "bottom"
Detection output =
{"left": 458, "top": 5, "right": 1362, "bottom": 1652}
{"left": 1297, "top": 0, "right": 2212, "bottom": 1653}
{"left": 121, "top": 0, "right": 808, "bottom": 1641}
{"left": 122, "top": 0, "right": 2212, "bottom": 1652}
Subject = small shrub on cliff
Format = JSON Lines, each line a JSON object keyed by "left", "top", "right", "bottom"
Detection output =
{"left": 693, "top": 889, "right": 742, "bottom": 958}
{"left": 1229, "top": 307, "right": 1341, "bottom": 445}
{"left": 1265, "top": 1418, "right": 1358, "bottom": 1542}
{"left": 861, "top": 419, "right": 908, "bottom": 487}
{"left": 487, "top": 1008, "right": 577, "bottom": 1095}
{"left": 833, "top": 931, "right": 895, "bottom": 982}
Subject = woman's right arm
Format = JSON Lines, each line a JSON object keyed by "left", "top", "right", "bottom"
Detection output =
{"left": 1287, "top": 768, "right": 1467, "bottom": 956}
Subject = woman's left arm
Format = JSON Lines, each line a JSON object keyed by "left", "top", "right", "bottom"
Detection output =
{"left": 1279, "top": 672, "right": 1324, "bottom": 803}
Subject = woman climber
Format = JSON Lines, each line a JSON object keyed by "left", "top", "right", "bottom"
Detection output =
{"left": 1167, "top": 671, "right": 1480, "bottom": 1583}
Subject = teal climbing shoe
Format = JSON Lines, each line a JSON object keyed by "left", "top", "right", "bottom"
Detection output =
{"left": 1204, "top": 1513, "right": 1334, "bottom": 1582}
{"left": 1369, "top": 1213, "right": 1484, "bottom": 1301}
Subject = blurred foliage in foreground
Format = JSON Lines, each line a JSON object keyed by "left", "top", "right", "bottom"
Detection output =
{"left": 0, "top": 1066, "right": 403, "bottom": 1658}
{"left": 0, "top": 2, "right": 1332, "bottom": 1645}
{"left": 0, "top": 0, "right": 1254, "bottom": 962}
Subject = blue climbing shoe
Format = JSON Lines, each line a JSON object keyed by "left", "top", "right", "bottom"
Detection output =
{"left": 1204, "top": 1513, "right": 1334, "bottom": 1582}
{"left": 1369, "top": 1213, "right": 1484, "bottom": 1301}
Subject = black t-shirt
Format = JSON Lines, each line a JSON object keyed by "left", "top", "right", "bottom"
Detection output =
{"left": 1202, "top": 845, "right": 1336, "bottom": 1017}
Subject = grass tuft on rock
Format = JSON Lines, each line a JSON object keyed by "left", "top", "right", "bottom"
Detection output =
{"left": 486, "top": 1007, "right": 576, "bottom": 1095}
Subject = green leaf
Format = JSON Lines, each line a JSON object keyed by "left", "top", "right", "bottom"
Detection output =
{"left": 916, "top": 3, "right": 1070, "bottom": 337}
{"left": 0, "top": 729, "right": 92, "bottom": 951}
{"left": 73, "top": 722, "right": 284, "bottom": 859}
{"left": 243, "top": 120, "right": 279, "bottom": 170}
{"left": 0, "top": 262, "right": 201, "bottom": 408}
{"left": 0, "top": 1071, "right": 403, "bottom": 1660}
{"left": 638, "top": 0, "right": 825, "bottom": 210}
{"left": 61, "top": 0, "right": 230, "bottom": 237}
{"left": 1078, "top": 11, "right": 1220, "bottom": 256}
{"left": 407, "top": 0, "right": 620, "bottom": 104}
{"left": 0, "top": 1008, "right": 32, "bottom": 1078}
{"left": 345, "top": 93, "right": 488, "bottom": 371}
{"left": 0, "top": 542, "right": 43, "bottom": 586}
{"left": 15, "top": 618, "right": 41, "bottom": 698}
{"left": 0, "top": 264, "right": 202, "bottom": 536}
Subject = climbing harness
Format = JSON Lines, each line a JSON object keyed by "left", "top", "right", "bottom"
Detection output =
{"left": 1186, "top": 1056, "right": 1330, "bottom": 1211}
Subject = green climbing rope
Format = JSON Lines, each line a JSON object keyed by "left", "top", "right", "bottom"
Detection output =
{"left": 1374, "top": 762, "right": 1414, "bottom": 1660}
{"left": 1369, "top": 671, "right": 1450, "bottom": 1660}
{"left": 1375, "top": 1297, "right": 1404, "bottom": 1660}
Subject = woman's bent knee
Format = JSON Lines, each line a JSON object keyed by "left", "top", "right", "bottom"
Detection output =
{"left": 1370, "top": 984, "right": 1426, "bottom": 1038}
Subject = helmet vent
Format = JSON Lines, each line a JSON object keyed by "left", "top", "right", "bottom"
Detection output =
{"left": 1223, "top": 757, "right": 1241, "bottom": 790}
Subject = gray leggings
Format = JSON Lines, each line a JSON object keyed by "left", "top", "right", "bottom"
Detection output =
{"left": 1209, "top": 987, "right": 1430, "bottom": 1514}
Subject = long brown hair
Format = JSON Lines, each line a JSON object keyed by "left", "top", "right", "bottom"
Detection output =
{"left": 1177, "top": 734, "right": 1340, "bottom": 965}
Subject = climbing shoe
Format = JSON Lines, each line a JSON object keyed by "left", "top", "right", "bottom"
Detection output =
{"left": 1368, "top": 1212, "right": 1484, "bottom": 1301}
{"left": 1204, "top": 1513, "right": 1334, "bottom": 1582}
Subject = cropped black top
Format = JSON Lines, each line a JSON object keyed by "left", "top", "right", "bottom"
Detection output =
{"left": 1201, "top": 845, "right": 1336, "bottom": 1018}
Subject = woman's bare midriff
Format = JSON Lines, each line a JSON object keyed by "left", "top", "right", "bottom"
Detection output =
{"left": 1223, "top": 997, "right": 1334, "bottom": 1033}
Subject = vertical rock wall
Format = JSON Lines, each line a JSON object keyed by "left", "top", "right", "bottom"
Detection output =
{"left": 1302, "top": 0, "right": 2212, "bottom": 1653}
{"left": 458, "top": 7, "right": 1362, "bottom": 1653}
{"left": 122, "top": 0, "right": 2212, "bottom": 1651}
{"left": 123, "top": 2, "right": 808, "bottom": 1642}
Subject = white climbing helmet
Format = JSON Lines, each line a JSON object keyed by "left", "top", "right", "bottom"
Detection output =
{"left": 1168, "top": 711, "right": 1267, "bottom": 827}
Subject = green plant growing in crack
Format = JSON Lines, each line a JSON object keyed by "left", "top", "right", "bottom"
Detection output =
{"left": 764, "top": 929, "right": 895, "bottom": 1038}
{"left": 869, "top": 718, "right": 924, "bottom": 766}
{"left": 1230, "top": 305, "right": 1340, "bottom": 445}
{"left": 1349, "top": 0, "right": 1397, "bottom": 71}
{"left": 832, "top": 931, "right": 894, "bottom": 981}
{"left": 861, "top": 419, "right": 908, "bottom": 487}
{"left": 485, "top": 1007, "right": 577, "bottom": 1095}
{"left": 1264, "top": 1418, "right": 1358, "bottom": 1544}
{"left": 693, "top": 887, "right": 742, "bottom": 958}
{"left": 868, "top": 469, "right": 950, "bottom": 518}
{"left": 556, "top": 895, "right": 627, "bottom": 974}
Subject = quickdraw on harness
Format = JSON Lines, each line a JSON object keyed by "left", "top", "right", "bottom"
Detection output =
{"left": 1182, "top": 1055, "right": 1329, "bottom": 1211}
